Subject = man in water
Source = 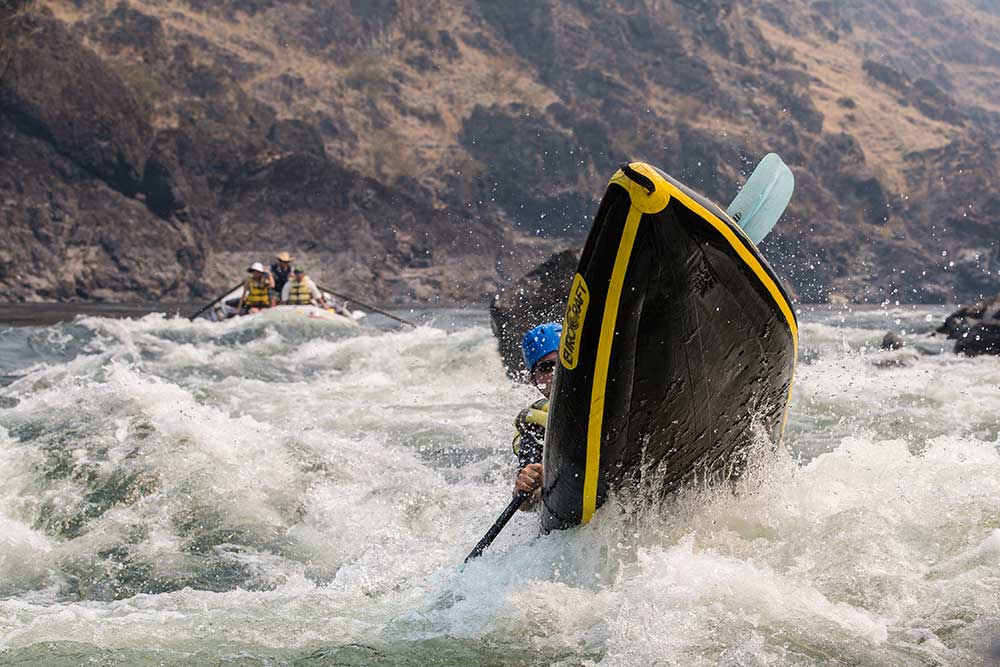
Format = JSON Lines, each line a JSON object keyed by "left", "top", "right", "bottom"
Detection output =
{"left": 238, "top": 262, "right": 275, "bottom": 314}
{"left": 271, "top": 252, "right": 294, "bottom": 302}
{"left": 512, "top": 322, "right": 561, "bottom": 504}
{"left": 280, "top": 266, "right": 329, "bottom": 308}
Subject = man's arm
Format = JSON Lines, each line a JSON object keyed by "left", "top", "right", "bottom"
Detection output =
{"left": 512, "top": 408, "right": 545, "bottom": 507}
{"left": 307, "top": 278, "right": 327, "bottom": 307}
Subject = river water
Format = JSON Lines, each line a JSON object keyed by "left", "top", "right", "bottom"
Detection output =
{"left": 0, "top": 305, "right": 997, "bottom": 666}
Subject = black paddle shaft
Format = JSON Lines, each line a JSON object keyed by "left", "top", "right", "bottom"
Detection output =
{"left": 187, "top": 281, "right": 244, "bottom": 321}
{"left": 315, "top": 285, "right": 416, "bottom": 328}
{"left": 464, "top": 491, "right": 530, "bottom": 563}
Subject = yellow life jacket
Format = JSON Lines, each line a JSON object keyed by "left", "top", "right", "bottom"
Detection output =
{"left": 286, "top": 277, "right": 313, "bottom": 305}
{"left": 512, "top": 398, "right": 549, "bottom": 456}
{"left": 245, "top": 275, "right": 271, "bottom": 307}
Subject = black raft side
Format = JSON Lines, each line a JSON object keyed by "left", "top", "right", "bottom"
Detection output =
{"left": 541, "top": 163, "right": 797, "bottom": 532}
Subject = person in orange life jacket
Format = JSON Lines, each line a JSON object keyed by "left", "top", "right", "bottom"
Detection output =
{"left": 271, "top": 251, "right": 294, "bottom": 301}
{"left": 512, "top": 322, "right": 561, "bottom": 506}
{"left": 238, "top": 262, "right": 275, "bottom": 314}
{"left": 280, "top": 266, "right": 329, "bottom": 308}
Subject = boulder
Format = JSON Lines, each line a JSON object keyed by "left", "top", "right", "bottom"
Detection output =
{"left": 939, "top": 294, "right": 1000, "bottom": 356}
{"left": 880, "top": 331, "right": 906, "bottom": 350}
{"left": 489, "top": 249, "right": 579, "bottom": 379}
{"left": 956, "top": 322, "right": 1000, "bottom": 356}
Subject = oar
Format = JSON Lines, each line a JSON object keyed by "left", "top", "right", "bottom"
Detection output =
{"left": 464, "top": 491, "right": 530, "bottom": 563}
{"left": 316, "top": 285, "right": 416, "bottom": 328}
{"left": 187, "top": 281, "right": 243, "bottom": 321}
{"left": 725, "top": 153, "right": 795, "bottom": 245}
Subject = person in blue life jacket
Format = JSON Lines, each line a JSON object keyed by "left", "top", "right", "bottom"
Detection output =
{"left": 512, "top": 322, "right": 561, "bottom": 507}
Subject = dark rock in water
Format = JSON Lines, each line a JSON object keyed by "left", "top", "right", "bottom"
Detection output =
{"left": 938, "top": 296, "right": 998, "bottom": 338}
{"left": 881, "top": 331, "right": 906, "bottom": 350}
{"left": 490, "top": 249, "right": 578, "bottom": 379}
{"left": 940, "top": 294, "right": 1000, "bottom": 356}
{"left": 955, "top": 322, "right": 1000, "bottom": 356}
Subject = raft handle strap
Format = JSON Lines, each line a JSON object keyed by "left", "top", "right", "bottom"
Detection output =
{"left": 620, "top": 163, "right": 656, "bottom": 195}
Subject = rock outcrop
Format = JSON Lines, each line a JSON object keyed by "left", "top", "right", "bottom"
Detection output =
{"left": 2, "top": 0, "right": 999, "bottom": 304}
{"left": 938, "top": 294, "right": 1000, "bottom": 356}
{"left": 0, "top": 4, "right": 557, "bottom": 303}
{"left": 489, "top": 249, "right": 578, "bottom": 379}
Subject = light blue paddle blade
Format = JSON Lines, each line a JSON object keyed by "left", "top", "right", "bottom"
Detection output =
{"left": 726, "top": 153, "right": 794, "bottom": 245}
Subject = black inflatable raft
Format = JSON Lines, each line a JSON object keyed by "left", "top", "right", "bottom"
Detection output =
{"left": 541, "top": 162, "right": 798, "bottom": 531}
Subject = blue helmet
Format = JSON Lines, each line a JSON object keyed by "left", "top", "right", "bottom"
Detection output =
{"left": 521, "top": 322, "right": 562, "bottom": 372}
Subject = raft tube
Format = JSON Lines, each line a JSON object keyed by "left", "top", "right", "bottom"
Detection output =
{"left": 541, "top": 162, "right": 798, "bottom": 532}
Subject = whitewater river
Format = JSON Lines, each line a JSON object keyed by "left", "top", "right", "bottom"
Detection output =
{"left": 0, "top": 305, "right": 997, "bottom": 666}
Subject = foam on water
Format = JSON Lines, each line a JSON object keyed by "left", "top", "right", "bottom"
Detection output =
{"left": 0, "top": 306, "right": 998, "bottom": 666}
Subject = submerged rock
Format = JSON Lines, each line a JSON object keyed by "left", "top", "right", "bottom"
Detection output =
{"left": 939, "top": 294, "right": 1000, "bottom": 356}
{"left": 881, "top": 331, "right": 906, "bottom": 350}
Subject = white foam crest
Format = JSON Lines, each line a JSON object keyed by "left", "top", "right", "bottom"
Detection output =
{"left": 0, "top": 577, "right": 383, "bottom": 653}
{"left": 0, "top": 428, "right": 59, "bottom": 593}
{"left": 596, "top": 537, "right": 888, "bottom": 667}
{"left": 790, "top": 346, "right": 1000, "bottom": 457}
{"left": 799, "top": 320, "right": 880, "bottom": 354}
{"left": 4, "top": 308, "right": 1000, "bottom": 663}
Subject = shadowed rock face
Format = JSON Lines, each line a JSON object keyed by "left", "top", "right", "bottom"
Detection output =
{"left": 0, "top": 13, "right": 152, "bottom": 196}
{"left": 489, "top": 249, "right": 578, "bottom": 379}
{"left": 0, "top": 5, "right": 549, "bottom": 304}
{"left": 1, "top": 0, "right": 999, "bottom": 304}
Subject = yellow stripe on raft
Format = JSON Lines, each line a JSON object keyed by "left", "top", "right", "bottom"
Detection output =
{"left": 582, "top": 166, "right": 671, "bottom": 524}
{"left": 579, "top": 162, "right": 798, "bottom": 525}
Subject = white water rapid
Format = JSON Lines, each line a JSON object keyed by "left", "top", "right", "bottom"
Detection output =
{"left": 0, "top": 306, "right": 998, "bottom": 666}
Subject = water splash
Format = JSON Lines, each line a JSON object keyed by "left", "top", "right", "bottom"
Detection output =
{"left": 0, "top": 306, "right": 998, "bottom": 665}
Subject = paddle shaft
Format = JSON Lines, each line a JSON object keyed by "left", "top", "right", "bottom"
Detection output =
{"left": 188, "top": 281, "right": 244, "bottom": 321}
{"left": 316, "top": 285, "right": 416, "bottom": 327}
{"left": 464, "top": 491, "right": 530, "bottom": 563}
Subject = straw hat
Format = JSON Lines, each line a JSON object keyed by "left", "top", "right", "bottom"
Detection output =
{"left": 275, "top": 251, "right": 293, "bottom": 262}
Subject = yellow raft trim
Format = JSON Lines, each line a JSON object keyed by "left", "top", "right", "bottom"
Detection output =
{"left": 582, "top": 165, "right": 671, "bottom": 524}
{"left": 579, "top": 163, "right": 798, "bottom": 525}
{"left": 657, "top": 169, "right": 800, "bottom": 439}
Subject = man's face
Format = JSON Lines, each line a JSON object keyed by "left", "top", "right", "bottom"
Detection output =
{"left": 278, "top": 260, "right": 290, "bottom": 270}
{"left": 294, "top": 271, "right": 305, "bottom": 281}
{"left": 530, "top": 351, "right": 558, "bottom": 398}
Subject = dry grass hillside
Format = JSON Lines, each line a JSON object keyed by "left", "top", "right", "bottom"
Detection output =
{"left": 1, "top": 0, "right": 998, "bottom": 303}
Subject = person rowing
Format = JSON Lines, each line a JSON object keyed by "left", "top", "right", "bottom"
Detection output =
{"left": 238, "top": 262, "right": 275, "bottom": 314}
{"left": 511, "top": 322, "right": 561, "bottom": 508}
{"left": 280, "top": 266, "right": 329, "bottom": 309}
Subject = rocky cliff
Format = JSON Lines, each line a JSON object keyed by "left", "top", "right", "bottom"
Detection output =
{"left": 1, "top": 0, "right": 998, "bottom": 304}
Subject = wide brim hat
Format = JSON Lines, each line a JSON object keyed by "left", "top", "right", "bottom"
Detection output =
{"left": 248, "top": 261, "right": 266, "bottom": 273}
{"left": 275, "top": 251, "right": 293, "bottom": 262}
